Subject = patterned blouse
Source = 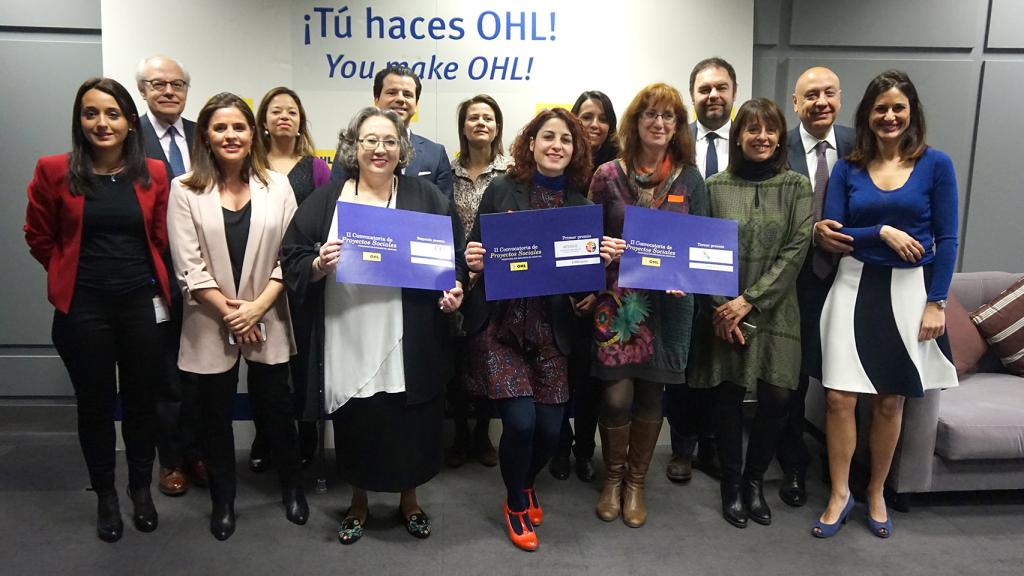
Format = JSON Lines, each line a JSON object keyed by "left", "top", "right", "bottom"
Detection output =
{"left": 452, "top": 153, "right": 513, "bottom": 237}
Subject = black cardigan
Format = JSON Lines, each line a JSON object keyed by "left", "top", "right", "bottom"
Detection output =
{"left": 281, "top": 175, "right": 468, "bottom": 409}
{"left": 461, "top": 174, "right": 592, "bottom": 355}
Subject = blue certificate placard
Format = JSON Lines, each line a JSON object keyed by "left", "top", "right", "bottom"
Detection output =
{"left": 480, "top": 204, "right": 605, "bottom": 301}
{"left": 618, "top": 205, "right": 739, "bottom": 297}
{"left": 335, "top": 201, "right": 455, "bottom": 291}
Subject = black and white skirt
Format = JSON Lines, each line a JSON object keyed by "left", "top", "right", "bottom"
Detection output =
{"left": 820, "top": 257, "right": 958, "bottom": 397}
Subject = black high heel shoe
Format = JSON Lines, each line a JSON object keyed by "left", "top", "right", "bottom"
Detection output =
{"left": 720, "top": 482, "right": 748, "bottom": 529}
{"left": 283, "top": 486, "right": 309, "bottom": 525}
{"left": 210, "top": 501, "right": 236, "bottom": 541}
{"left": 127, "top": 485, "right": 158, "bottom": 532}
{"left": 743, "top": 478, "right": 771, "bottom": 526}
{"left": 96, "top": 490, "right": 123, "bottom": 543}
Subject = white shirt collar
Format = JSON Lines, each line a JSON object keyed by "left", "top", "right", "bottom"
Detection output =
{"left": 696, "top": 120, "right": 731, "bottom": 141}
{"left": 149, "top": 114, "right": 186, "bottom": 140}
{"left": 799, "top": 123, "right": 837, "bottom": 154}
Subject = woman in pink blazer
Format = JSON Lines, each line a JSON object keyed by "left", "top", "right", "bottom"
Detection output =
{"left": 24, "top": 77, "right": 170, "bottom": 543}
{"left": 167, "top": 92, "right": 303, "bottom": 540}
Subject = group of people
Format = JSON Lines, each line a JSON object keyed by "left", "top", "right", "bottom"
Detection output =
{"left": 24, "top": 53, "right": 959, "bottom": 550}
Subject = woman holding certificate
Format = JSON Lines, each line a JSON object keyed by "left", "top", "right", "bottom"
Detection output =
{"left": 168, "top": 92, "right": 305, "bottom": 540}
{"left": 690, "top": 98, "right": 812, "bottom": 529}
{"left": 587, "top": 83, "right": 707, "bottom": 528}
{"left": 813, "top": 71, "right": 957, "bottom": 539}
{"left": 281, "top": 107, "right": 466, "bottom": 545}
{"left": 463, "top": 107, "right": 599, "bottom": 551}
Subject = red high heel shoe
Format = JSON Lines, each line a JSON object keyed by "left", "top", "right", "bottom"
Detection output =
{"left": 524, "top": 488, "right": 543, "bottom": 526}
{"left": 504, "top": 501, "right": 538, "bottom": 551}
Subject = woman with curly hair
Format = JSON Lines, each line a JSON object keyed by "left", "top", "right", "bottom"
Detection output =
{"left": 588, "top": 83, "right": 707, "bottom": 528}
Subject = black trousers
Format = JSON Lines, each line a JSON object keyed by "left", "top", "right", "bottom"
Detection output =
{"left": 52, "top": 286, "right": 161, "bottom": 493}
{"left": 667, "top": 384, "right": 717, "bottom": 457}
{"left": 556, "top": 338, "right": 600, "bottom": 460}
{"left": 195, "top": 359, "right": 300, "bottom": 504}
{"left": 714, "top": 381, "right": 792, "bottom": 485}
{"left": 154, "top": 294, "right": 202, "bottom": 469}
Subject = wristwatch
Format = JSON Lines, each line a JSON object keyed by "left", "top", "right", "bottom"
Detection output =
{"left": 931, "top": 299, "right": 947, "bottom": 309}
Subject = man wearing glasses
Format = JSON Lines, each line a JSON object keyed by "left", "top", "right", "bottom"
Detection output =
{"left": 136, "top": 55, "right": 206, "bottom": 498}
{"left": 331, "top": 65, "right": 453, "bottom": 203}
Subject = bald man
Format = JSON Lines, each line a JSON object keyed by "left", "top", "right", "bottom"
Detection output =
{"left": 777, "top": 67, "right": 854, "bottom": 508}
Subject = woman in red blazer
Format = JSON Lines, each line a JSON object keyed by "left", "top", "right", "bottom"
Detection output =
{"left": 24, "top": 77, "right": 171, "bottom": 543}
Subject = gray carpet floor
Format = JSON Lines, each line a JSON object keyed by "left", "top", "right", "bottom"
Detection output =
{"left": 1, "top": 417, "right": 1022, "bottom": 576}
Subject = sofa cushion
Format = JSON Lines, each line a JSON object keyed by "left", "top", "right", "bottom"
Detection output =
{"left": 946, "top": 293, "right": 987, "bottom": 376}
{"left": 970, "top": 275, "right": 1024, "bottom": 376}
{"left": 935, "top": 372, "right": 1024, "bottom": 460}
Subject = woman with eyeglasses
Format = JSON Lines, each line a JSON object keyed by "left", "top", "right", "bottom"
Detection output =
{"left": 586, "top": 83, "right": 707, "bottom": 528}
{"left": 282, "top": 107, "right": 466, "bottom": 545}
{"left": 247, "top": 87, "right": 332, "bottom": 473}
{"left": 168, "top": 92, "right": 306, "bottom": 540}
{"left": 25, "top": 77, "right": 170, "bottom": 542}
{"left": 690, "top": 98, "right": 812, "bottom": 530}
{"left": 548, "top": 90, "right": 622, "bottom": 483}
{"left": 445, "top": 94, "right": 512, "bottom": 469}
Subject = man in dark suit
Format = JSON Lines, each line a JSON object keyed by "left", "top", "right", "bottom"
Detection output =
{"left": 136, "top": 55, "right": 205, "bottom": 497}
{"left": 665, "top": 57, "right": 739, "bottom": 484}
{"left": 777, "top": 66, "right": 854, "bottom": 507}
{"left": 331, "top": 66, "right": 453, "bottom": 201}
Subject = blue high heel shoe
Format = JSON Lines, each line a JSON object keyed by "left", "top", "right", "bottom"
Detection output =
{"left": 812, "top": 494, "right": 855, "bottom": 538}
{"left": 867, "top": 508, "right": 893, "bottom": 538}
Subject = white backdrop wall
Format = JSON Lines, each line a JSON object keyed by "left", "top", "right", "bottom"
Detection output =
{"left": 102, "top": 0, "right": 753, "bottom": 162}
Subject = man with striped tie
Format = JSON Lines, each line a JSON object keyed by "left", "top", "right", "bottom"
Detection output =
{"left": 779, "top": 66, "right": 854, "bottom": 508}
{"left": 137, "top": 55, "right": 206, "bottom": 498}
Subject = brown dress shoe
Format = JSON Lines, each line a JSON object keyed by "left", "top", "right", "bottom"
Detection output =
{"left": 158, "top": 467, "right": 188, "bottom": 496}
{"left": 187, "top": 460, "right": 209, "bottom": 488}
{"left": 666, "top": 454, "right": 693, "bottom": 483}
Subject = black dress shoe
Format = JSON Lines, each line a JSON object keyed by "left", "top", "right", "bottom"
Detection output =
{"left": 283, "top": 486, "right": 309, "bottom": 525}
{"left": 127, "top": 486, "right": 159, "bottom": 532}
{"left": 210, "top": 501, "right": 236, "bottom": 541}
{"left": 549, "top": 455, "right": 571, "bottom": 480}
{"left": 720, "top": 482, "right": 748, "bottom": 529}
{"left": 249, "top": 455, "right": 274, "bottom": 474}
{"left": 779, "top": 470, "right": 807, "bottom": 508}
{"left": 96, "top": 490, "right": 124, "bottom": 543}
{"left": 575, "top": 457, "right": 596, "bottom": 483}
{"left": 743, "top": 478, "right": 771, "bottom": 526}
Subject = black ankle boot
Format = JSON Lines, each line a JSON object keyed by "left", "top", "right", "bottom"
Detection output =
{"left": 720, "top": 482, "right": 748, "bottom": 529}
{"left": 127, "top": 485, "right": 159, "bottom": 532}
{"left": 743, "top": 477, "right": 772, "bottom": 525}
{"left": 210, "top": 501, "right": 236, "bottom": 541}
{"left": 283, "top": 486, "right": 309, "bottom": 525}
{"left": 575, "top": 457, "right": 596, "bottom": 483}
{"left": 549, "top": 455, "right": 571, "bottom": 480}
{"left": 96, "top": 490, "right": 124, "bottom": 543}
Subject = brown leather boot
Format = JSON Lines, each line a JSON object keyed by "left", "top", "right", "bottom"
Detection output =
{"left": 622, "top": 418, "right": 663, "bottom": 528}
{"left": 596, "top": 422, "right": 630, "bottom": 521}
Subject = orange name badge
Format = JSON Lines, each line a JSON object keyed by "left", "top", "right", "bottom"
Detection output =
{"left": 667, "top": 194, "right": 686, "bottom": 203}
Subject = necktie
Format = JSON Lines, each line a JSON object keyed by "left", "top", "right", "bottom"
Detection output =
{"left": 705, "top": 132, "right": 719, "bottom": 178}
{"left": 167, "top": 126, "right": 186, "bottom": 178}
{"left": 812, "top": 140, "right": 835, "bottom": 279}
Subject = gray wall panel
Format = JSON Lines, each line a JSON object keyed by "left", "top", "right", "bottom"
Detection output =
{"left": 0, "top": 38, "right": 102, "bottom": 348}
{"left": 988, "top": 0, "right": 1024, "bottom": 49}
{"left": 754, "top": 0, "right": 782, "bottom": 46}
{"left": 783, "top": 57, "right": 976, "bottom": 225}
{"left": 753, "top": 56, "right": 779, "bottom": 99}
{"left": 0, "top": 355, "right": 72, "bottom": 395}
{"left": 961, "top": 61, "right": 1024, "bottom": 273}
{"left": 0, "top": 0, "right": 100, "bottom": 29}
{"left": 789, "top": 0, "right": 980, "bottom": 48}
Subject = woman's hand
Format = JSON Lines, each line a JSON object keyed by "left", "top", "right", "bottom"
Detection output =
{"left": 572, "top": 293, "right": 598, "bottom": 316}
{"left": 814, "top": 219, "right": 855, "bottom": 254}
{"left": 714, "top": 321, "right": 747, "bottom": 346}
{"left": 237, "top": 325, "right": 262, "bottom": 345}
{"left": 919, "top": 303, "right": 946, "bottom": 341}
{"left": 880, "top": 225, "right": 925, "bottom": 263}
{"left": 224, "top": 299, "right": 267, "bottom": 335}
{"left": 439, "top": 282, "right": 464, "bottom": 313}
{"left": 713, "top": 296, "right": 752, "bottom": 328}
{"left": 315, "top": 238, "right": 344, "bottom": 276}
{"left": 600, "top": 236, "right": 626, "bottom": 267}
{"left": 466, "top": 241, "right": 486, "bottom": 272}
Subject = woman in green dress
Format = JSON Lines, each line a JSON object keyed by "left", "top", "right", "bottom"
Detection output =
{"left": 691, "top": 98, "right": 812, "bottom": 529}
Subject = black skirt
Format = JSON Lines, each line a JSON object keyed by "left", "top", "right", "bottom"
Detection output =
{"left": 332, "top": 391, "right": 443, "bottom": 492}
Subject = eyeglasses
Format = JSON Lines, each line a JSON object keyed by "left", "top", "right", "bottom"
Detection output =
{"left": 144, "top": 79, "right": 188, "bottom": 92}
{"left": 641, "top": 110, "right": 677, "bottom": 123}
{"left": 358, "top": 137, "right": 399, "bottom": 151}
